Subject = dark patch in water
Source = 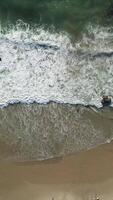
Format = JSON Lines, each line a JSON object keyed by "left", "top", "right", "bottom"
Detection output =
{"left": 92, "top": 51, "right": 113, "bottom": 59}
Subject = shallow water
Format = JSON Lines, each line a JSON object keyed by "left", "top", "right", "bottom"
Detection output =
{"left": 0, "top": 103, "right": 112, "bottom": 161}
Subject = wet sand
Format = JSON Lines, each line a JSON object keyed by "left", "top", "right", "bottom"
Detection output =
{"left": 0, "top": 142, "right": 113, "bottom": 200}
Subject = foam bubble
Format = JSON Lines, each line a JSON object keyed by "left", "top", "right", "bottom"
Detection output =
{"left": 0, "top": 22, "right": 113, "bottom": 107}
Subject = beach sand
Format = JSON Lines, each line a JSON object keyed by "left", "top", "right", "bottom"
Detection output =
{"left": 0, "top": 142, "right": 113, "bottom": 200}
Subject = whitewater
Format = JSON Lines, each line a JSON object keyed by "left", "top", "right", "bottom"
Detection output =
{"left": 0, "top": 22, "right": 113, "bottom": 108}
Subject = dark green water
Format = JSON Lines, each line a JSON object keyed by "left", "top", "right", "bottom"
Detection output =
{"left": 0, "top": 0, "right": 113, "bottom": 35}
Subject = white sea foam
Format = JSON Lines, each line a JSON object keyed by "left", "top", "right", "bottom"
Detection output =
{"left": 0, "top": 22, "right": 113, "bottom": 107}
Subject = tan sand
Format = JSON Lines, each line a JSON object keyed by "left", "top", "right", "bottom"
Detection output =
{"left": 0, "top": 142, "right": 113, "bottom": 200}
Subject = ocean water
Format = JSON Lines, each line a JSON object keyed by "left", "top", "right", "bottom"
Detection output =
{"left": 0, "top": 23, "right": 113, "bottom": 107}
{"left": 0, "top": 0, "right": 113, "bottom": 33}
{"left": 0, "top": 103, "right": 113, "bottom": 161}
{"left": 0, "top": 0, "right": 113, "bottom": 161}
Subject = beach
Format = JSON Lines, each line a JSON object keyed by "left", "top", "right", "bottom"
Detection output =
{"left": 0, "top": 142, "right": 113, "bottom": 200}
{"left": 0, "top": 0, "right": 113, "bottom": 199}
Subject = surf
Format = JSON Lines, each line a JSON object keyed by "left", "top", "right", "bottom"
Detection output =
{"left": 0, "top": 22, "right": 113, "bottom": 108}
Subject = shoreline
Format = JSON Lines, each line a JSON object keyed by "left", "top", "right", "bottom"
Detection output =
{"left": 0, "top": 99, "right": 110, "bottom": 110}
{"left": 0, "top": 142, "right": 113, "bottom": 199}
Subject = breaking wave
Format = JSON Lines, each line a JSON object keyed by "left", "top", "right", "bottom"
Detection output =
{"left": 0, "top": 22, "right": 113, "bottom": 108}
